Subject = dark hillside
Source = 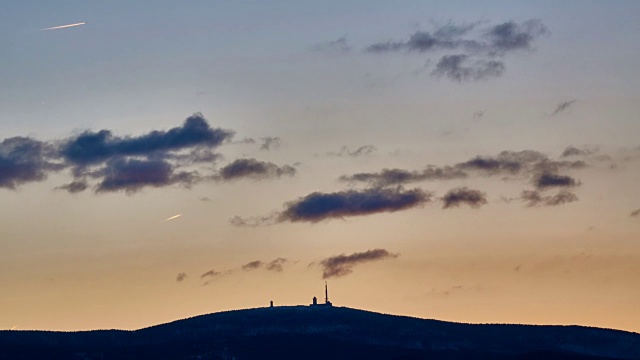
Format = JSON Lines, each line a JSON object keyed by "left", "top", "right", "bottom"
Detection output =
{"left": 1, "top": 306, "right": 638, "bottom": 360}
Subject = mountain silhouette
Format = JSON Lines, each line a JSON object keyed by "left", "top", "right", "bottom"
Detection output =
{"left": 1, "top": 306, "right": 638, "bottom": 359}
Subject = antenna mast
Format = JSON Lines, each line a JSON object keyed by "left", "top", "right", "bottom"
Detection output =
{"left": 325, "top": 281, "right": 329, "bottom": 304}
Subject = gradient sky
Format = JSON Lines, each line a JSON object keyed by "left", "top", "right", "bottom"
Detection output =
{"left": 1, "top": 1, "right": 640, "bottom": 332}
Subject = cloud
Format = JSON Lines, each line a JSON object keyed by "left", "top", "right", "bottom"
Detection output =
{"left": 484, "top": 19, "right": 549, "bottom": 53}
{"left": 551, "top": 100, "right": 576, "bottom": 116}
{"left": 441, "top": 187, "right": 487, "bottom": 209}
{"left": 366, "top": 20, "right": 547, "bottom": 55}
{"left": 0, "top": 114, "right": 244, "bottom": 194}
{"left": 95, "top": 158, "right": 198, "bottom": 193}
{"left": 455, "top": 150, "right": 586, "bottom": 178}
{"left": 176, "top": 273, "right": 188, "bottom": 282}
{"left": 240, "top": 258, "right": 288, "bottom": 272}
{"left": 432, "top": 54, "right": 505, "bottom": 82}
{"left": 200, "top": 270, "right": 220, "bottom": 279}
{"left": 242, "top": 260, "right": 263, "bottom": 271}
{"left": 561, "top": 146, "right": 587, "bottom": 157}
{"left": 0, "top": 137, "right": 61, "bottom": 189}
{"left": 312, "top": 35, "right": 352, "bottom": 53}
{"left": 533, "top": 172, "right": 579, "bottom": 190}
{"left": 319, "top": 249, "right": 398, "bottom": 279}
{"left": 217, "top": 158, "right": 296, "bottom": 181}
{"left": 340, "top": 166, "right": 467, "bottom": 187}
{"left": 365, "top": 20, "right": 548, "bottom": 82}
{"left": 260, "top": 137, "right": 281, "bottom": 151}
{"left": 277, "top": 187, "right": 432, "bottom": 223}
{"left": 455, "top": 153, "right": 527, "bottom": 175}
{"left": 265, "top": 258, "right": 288, "bottom": 272}
{"left": 56, "top": 180, "right": 88, "bottom": 193}
{"left": 230, "top": 213, "right": 279, "bottom": 227}
{"left": 473, "top": 110, "right": 484, "bottom": 118}
{"left": 631, "top": 209, "right": 640, "bottom": 217}
{"left": 366, "top": 23, "right": 478, "bottom": 53}
{"left": 59, "top": 113, "right": 233, "bottom": 168}
{"left": 521, "top": 190, "right": 579, "bottom": 207}
{"left": 327, "top": 145, "right": 377, "bottom": 157}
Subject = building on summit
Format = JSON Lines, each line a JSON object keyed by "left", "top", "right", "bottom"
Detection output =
{"left": 311, "top": 282, "right": 332, "bottom": 307}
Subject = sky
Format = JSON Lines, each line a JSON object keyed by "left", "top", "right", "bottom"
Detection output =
{"left": 1, "top": 0, "right": 639, "bottom": 332}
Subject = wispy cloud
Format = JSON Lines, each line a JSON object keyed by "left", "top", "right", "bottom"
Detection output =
{"left": 260, "top": 137, "right": 281, "bottom": 151}
{"left": 176, "top": 273, "right": 188, "bottom": 282}
{"left": 631, "top": 208, "right": 640, "bottom": 217}
{"left": 241, "top": 260, "right": 263, "bottom": 271}
{"left": 216, "top": 158, "right": 296, "bottom": 181}
{"left": 55, "top": 180, "right": 88, "bottom": 194}
{"left": 200, "top": 270, "right": 221, "bottom": 279}
{"left": 312, "top": 35, "right": 352, "bottom": 53}
{"left": 327, "top": 145, "right": 377, "bottom": 157}
{"left": 265, "top": 258, "right": 288, "bottom": 272}
{"left": 340, "top": 166, "right": 466, "bottom": 187}
{"left": 521, "top": 190, "right": 579, "bottom": 207}
{"left": 432, "top": 54, "right": 504, "bottom": 82}
{"left": 551, "top": 100, "right": 576, "bottom": 116}
{"left": 365, "top": 19, "right": 548, "bottom": 82}
{"left": 319, "top": 249, "right": 398, "bottom": 279}
{"left": 561, "top": 146, "right": 589, "bottom": 158}
{"left": 441, "top": 187, "right": 487, "bottom": 209}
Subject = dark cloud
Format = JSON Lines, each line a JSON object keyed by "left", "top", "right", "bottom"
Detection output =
{"left": 485, "top": 20, "right": 549, "bottom": 53}
{"left": 365, "top": 20, "right": 547, "bottom": 82}
{"left": 260, "top": 137, "right": 281, "bottom": 151}
{"left": 56, "top": 180, "right": 88, "bottom": 193}
{"left": 312, "top": 35, "right": 352, "bottom": 53}
{"left": 0, "top": 114, "right": 243, "bottom": 194}
{"left": 59, "top": 113, "right": 233, "bottom": 167}
{"left": 441, "top": 187, "right": 487, "bottom": 209}
{"left": 266, "top": 258, "right": 288, "bottom": 272}
{"left": 0, "top": 137, "right": 61, "bottom": 189}
{"left": 242, "top": 261, "right": 263, "bottom": 271}
{"left": 176, "top": 273, "right": 187, "bottom": 282}
{"left": 217, "top": 158, "right": 296, "bottom": 181}
{"left": 551, "top": 100, "right": 576, "bottom": 116}
{"left": 328, "top": 145, "right": 377, "bottom": 157}
{"left": 534, "top": 172, "right": 579, "bottom": 190}
{"left": 278, "top": 187, "right": 432, "bottom": 223}
{"left": 521, "top": 190, "right": 579, "bottom": 207}
{"left": 95, "top": 158, "right": 198, "bottom": 194}
{"left": 340, "top": 166, "right": 467, "bottom": 187}
{"left": 455, "top": 154, "right": 523, "bottom": 175}
{"left": 200, "top": 270, "right": 220, "bottom": 279}
{"left": 366, "top": 23, "right": 478, "bottom": 53}
{"left": 319, "top": 249, "right": 398, "bottom": 279}
{"left": 454, "top": 150, "right": 584, "bottom": 179}
{"left": 630, "top": 209, "right": 640, "bottom": 217}
{"left": 432, "top": 54, "right": 505, "bottom": 82}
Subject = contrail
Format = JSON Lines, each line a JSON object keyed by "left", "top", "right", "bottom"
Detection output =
{"left": 164, "top": 214, "right": 182, "bottom": 222}
{"left": 41, "top": 22, "right": 87, "bottom": 31}
{"left": 10, "top": 325, "right": 17, "bottom": 330}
